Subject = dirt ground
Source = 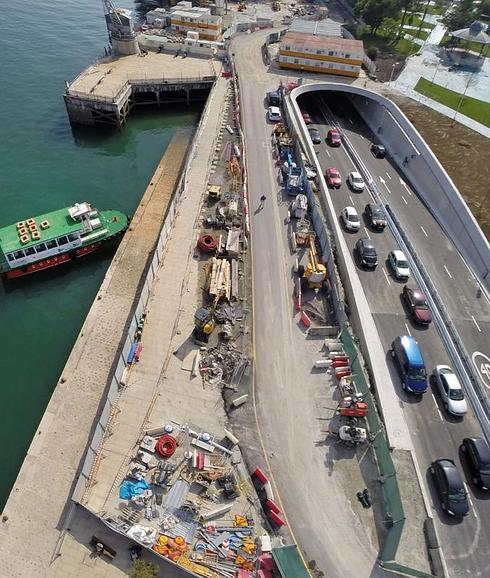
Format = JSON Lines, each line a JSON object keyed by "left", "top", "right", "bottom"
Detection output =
{"left": 391, "top": 96, "right": 490, "bottom": 240}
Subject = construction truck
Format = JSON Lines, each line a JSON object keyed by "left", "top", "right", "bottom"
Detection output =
{"left": 296, "top": 234, "right": 327, "bottom": 289}
{"left": 286, "top": 165, "right": 304, "bottom": 196}
{"left": 290, "top": 194, "right": 308, "bottom": 219}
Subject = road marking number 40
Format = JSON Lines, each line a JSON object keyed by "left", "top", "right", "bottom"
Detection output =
{"left": 472, "top": 351, "right": 490, "bottom": 390}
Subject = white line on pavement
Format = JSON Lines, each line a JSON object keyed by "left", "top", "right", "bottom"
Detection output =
{"left": 382, "top": 267, "right": 391, "bottom": 285}
{"left": 402, "top": 195, "right": 408, "bottom": 205}
{"left": 326, "top": 149, "right": 331, "bottom": 157}
{"left": 360, "top": 135, "right": 365, "bottom": 140}
{"left": 420, "top": 226, "right": 428, "bottom": 237}
{"left": 386, "top": 172, "right": 392, "bottom": 180}
{"left": 471, "top": 315, "right": 482, "bottom": 332}
{"left": 431, "top": 393, "right": 444, "bottom": 422}
{"left": 460, "top": 255, "right": 478, "bottom": 282}
{"left": 444, "top": 265, "right": 453, "bottom": 279}
{"left": 349, "top": 195, "right": 354, "bottom": 205}
{"left": 363, "top": 227, "right": 371, "bottom": 239}
{"left": 404, "top": 323, "right": 412, "bottom": 336}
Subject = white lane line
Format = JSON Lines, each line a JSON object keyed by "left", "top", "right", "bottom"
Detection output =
{"left": 404, "top": 323, "right": 412, "bottom": 336}
{"left": 363, "top": 227, "right": 371, "bottom": 239}
{"left": 379, "top": 177, "right": 391, "bottom": 194}
{"left": 326, "top": 149, "right": 331, "bottom": 157}
{"left": 360, "top": 134, "right": 365, "bottom": 140}
{"left": 402, "top": 195, "right": 408, "bottom": 205}
{"left": 431, "top": 392, "right": 444, "bottom": 422}
{"left": 385, "top": 172, "right": 392, "bottom": 180}
{"left": 349, "top": 195, "right": 354, "bottom": 205}
{"left": 420, "top": 226, "right": 428, "bottom": 237}
{"left": 399, "top": 177, "right": 412, "bottom": 195}
{"left": 444, "top": 265, "right": 453, "bottom": 279}
{"left": 471, "top": 315, "right": 482, "bottom": 332}
{"left": 382, "top": 267, "right": 391, "bottom": 286}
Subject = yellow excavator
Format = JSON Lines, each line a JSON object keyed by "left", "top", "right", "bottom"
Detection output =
{"left": 298, "top": 234, "right": 327, "bottom": 289}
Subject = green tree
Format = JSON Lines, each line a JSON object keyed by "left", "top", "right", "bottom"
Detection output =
{"left": 443, "top": 0, "right": 476, "bottom": 31}
{"left": 131, "top": 560, "right": 159, "bottom": 578}
{"left": 355, "top": 0, "right": 399, "bottom": 35}
{"left": 395, "top": 0, "right": 414, "bottom": 41}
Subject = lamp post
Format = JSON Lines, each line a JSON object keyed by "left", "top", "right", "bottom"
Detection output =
{"left": 389, "top": 61, "right": 399, "bottom": 83}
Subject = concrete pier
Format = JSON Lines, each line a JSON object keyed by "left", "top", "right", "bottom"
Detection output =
{"left": 65, "top": 52, "right": 221, "bottom": 127}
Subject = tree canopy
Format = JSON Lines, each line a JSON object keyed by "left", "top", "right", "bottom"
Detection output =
{"left": 355, "top": 0, "right": 400, "bottom": 34}
{"left": 442, "top": 0, "right": 477, "bottom": 31}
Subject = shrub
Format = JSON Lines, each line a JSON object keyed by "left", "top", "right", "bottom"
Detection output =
{"left": 131, "top": 560, "right": 159, "bottom": 578}
{"left": 366, "top": 46, "right": 379, "bottom": 60}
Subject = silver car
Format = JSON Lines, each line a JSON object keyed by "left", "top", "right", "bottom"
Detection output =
{"left": 433, "top": 365, "right": 468, "bottom": 417}
{"left": 347, "top": 171, "right": 365, "bottom": 192}
{"left": 341, "top": 206, "right": 360, "bottom": 232}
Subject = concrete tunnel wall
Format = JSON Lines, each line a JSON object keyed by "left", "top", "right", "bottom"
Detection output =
{"left": 292, "top": 83, "right": 490, "bottom": 293}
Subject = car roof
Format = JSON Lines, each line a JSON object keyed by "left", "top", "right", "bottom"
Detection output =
{"left": 409, "top": 287, "right": 426, "bottom": 300}
{"left": 436, "top": 459, "right": 463, "bottom": 488}
{"left": 269, "top": 106, "right": 280, "bottom": 113}
{"left": 399, "top": 335, "right": 424, "bottom": 365}
{"left": 466, "top": 438, "right": 490, "bottom": 463}
{"left": 329, "top": 128, "right": 339, "bottom": 133}
{"left": 327, "top": 166, "right": 339, "bottom": 173}
{"left": 368, "top": 203, "right": 383, "bottom": 211}
{"left": 392, "top": 249, "right": 406, "bottom": 260}
{"left": 350, "top": 171, "right": 362, "bottom": 178}
{"left": 345, "top": 206, "right": 358, "bottom": 215}
{"left": 442, "top": 371, "right": 462, "bottom": 390}
{"left": 358, "top": 237, "right": 374, "bottom": 248}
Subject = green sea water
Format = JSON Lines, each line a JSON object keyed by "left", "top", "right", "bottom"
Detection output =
{"left": 0, "top": 1, "right": 201, "bottom": 508}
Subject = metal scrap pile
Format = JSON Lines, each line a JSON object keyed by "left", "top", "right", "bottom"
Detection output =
{"left": 199, "top": 344, "right": 247, "bottom": 389}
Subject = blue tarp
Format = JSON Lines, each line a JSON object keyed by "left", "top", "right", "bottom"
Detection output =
{"left": 119, "top": 479, "right": 150, "bottom": 500}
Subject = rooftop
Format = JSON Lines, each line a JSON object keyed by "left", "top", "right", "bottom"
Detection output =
{"left": 288, "top": 18, "right": 342, "bottom": 38}
{"left": 281, "top": 31, "right": 364, "bottom": 54}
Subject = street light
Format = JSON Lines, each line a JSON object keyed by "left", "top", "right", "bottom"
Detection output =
{"left": 389, "top": 61, "right": 400, "bottom": 83}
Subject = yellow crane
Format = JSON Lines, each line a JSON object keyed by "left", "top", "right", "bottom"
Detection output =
{"left": 302, "top": 234, "right": 327, "bottom": 289}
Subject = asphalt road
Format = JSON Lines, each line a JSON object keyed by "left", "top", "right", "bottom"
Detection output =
{"left": 298, "top": 90, "right": 490, "bottom": 577}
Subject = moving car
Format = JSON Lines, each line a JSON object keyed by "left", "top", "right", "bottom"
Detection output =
{"left": 308, "top": 127, "right": 322, "bottom": 144}
{"left": 326, "top": 128, "right": 341, "bottom": 146}
{"left": 268, "top": 106, "right": 282, "bottom": 122}
{"left": 356, "top": 238, "right": 377, "bottom": 268}
{"left": 388, "top": 250, "right": 410, "bottom": 279}
{"left": 391, "top": 335, "right": 427, "bottom": 393}
{"left": 325, "top": 167, "right": 341, "bottom": 188}
{"left": 371, "top": 143, "right": 386, "bottom": 158}
{"left": 301, "top": 111, "right": 312, "bottom": 124}
{"left": 402, "top": 285, "right": 432, "bottom": 325}
{"left": 433, "top": 365, "right": 468, "bottom": 416}
{"left": 341, "top": 206, "right": 360, "bottom": 232}
{"left": 347, "top": 171, "right": 365, "bottom": 192}
{"left": 461, "top": 437, "right": 490, "bottom": 490}
{"left": 365, "top": 203, "right": 386, "bottom": 230}
{"left": 430, "top": 459, "right": 469, "bottom": 517}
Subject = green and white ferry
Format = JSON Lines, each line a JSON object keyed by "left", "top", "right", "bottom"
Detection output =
{"left": 0, "top": 202, "right": 129, "bottom": 279}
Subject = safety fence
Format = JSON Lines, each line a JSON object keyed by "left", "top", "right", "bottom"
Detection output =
{"left": 71, "top": 77, "right": 221, "bottom": 505}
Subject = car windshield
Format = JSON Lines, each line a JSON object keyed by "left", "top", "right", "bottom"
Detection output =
{"left": 397, "top": 260, "right": 408, "bottom": 268}
{"left": 331, "top": 170, "right": 339, "bottom": 176}
{"left": 372, "top": 208, "right": 383, "bottom": 218}
{"left": 348, "top": 214, "right": 359, "bottom": 222}
{"left": 353, "top": 176, "right": 363, "bottom": 183}
{"left": 364, "top": 246, "right": 376, "bottom": 255}
{"left": 449, "top": 388, "right": 464, "bottom": 401}
{"left": 408, "top": 367, "right": 426, "bottom": 380}
{"left": 448, "top": 487, "right": 466, "bottom": 502}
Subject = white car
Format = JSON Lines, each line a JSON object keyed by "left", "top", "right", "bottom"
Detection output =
{"left": 341, "top": 206, "right": 360, "bottom": 232}
{"left": 433, "top": 365, "right": 468, "bottom": 416}
{"left": 268, "top": 106, "right": 282, "bottom": 122}
{"left": 347, "top": 171, "right": 365, "bottom": 192}
{"left": 388, "top": 250, "right": 410, "bottom": 279}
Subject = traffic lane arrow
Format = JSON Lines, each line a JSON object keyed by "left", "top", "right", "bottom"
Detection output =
{"left": 379, "top": 176, "right": 391, "bottom": 194}
{"left": 400, "top": 177, "right": 412, "bottom": 196}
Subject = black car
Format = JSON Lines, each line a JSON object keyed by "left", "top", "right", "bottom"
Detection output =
{"left": 430, "top": 459, "right": 469, "bottom": 517}
{"left": 365, "top": 203, "right": 386, "bottom": 230}
{"left": 355, "top": 238, "right": 378, "bottom": 268}
{"left": 461, "top": 437, "right": 490, "bottom": 490}
{"left": 371, "top": 143, "right": 386, "bottom": 158}
{"left": 308, "top": 128, "right": 322, "bottom": 144}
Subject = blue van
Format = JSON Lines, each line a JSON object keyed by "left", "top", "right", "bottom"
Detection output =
{"left": 391, "top": 335, "right": 428, "bottom": 394}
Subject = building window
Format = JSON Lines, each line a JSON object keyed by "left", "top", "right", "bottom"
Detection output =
{"left": 345, "top": 54, "right": 350, "bottom": 58}
{"left": 35, "top": 243, "right": 47, "bottom": 253}
{"left": 46, "top": 240, "right": 57, "bottom": 250}
{"left": 316, "top": 49, "right": 322, "bottom": 54}
{"left": 67, "top": 233, "right": 78, "bottom": 242}
{"left": 329, "top": 51, "right": 334, "bottom": 56}
{"left": 57, "top": 236, "right": 69, "bottom": 246}
{"left": 294, "top": 59, "right": 299, "bottom": 64}
{"left": 285, "top": 45, "right": 291, "bottom": 51}
{"left": 14, "top": 250, "right": 25, "bottom": 260}
{"left": 25, "top": 247, "right": 35, "bottom": 256}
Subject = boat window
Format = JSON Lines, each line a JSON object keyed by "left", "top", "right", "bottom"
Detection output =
{"left": 67, "top": 233, "right": 78, "bottom": 242}
{"left": 35, "top": 243, "right": 47, "bottom": 253}
{"left": 14, "top": 250, "right": 25, "bottom": 259}
{"left": 25, "top": 247, "right": 36, "bottom": 256}
{"left": 46, "top": 240, "right": 57, "bottom": 250}
{"left": 57, "top": 236, "right": 69, "bottom": 245}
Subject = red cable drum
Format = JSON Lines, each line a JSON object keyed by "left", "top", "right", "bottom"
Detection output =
{"left": 197, "top": 234, "right": 218, "bottom": 252}
{"left": 156, "top": 434, "right": 178, "bottom": 458}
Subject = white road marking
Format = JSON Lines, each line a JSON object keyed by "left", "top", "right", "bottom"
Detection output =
{"left": 363, "top": 227, "right": 371, "bottom": 239}
{"left": 444, "top": 265, "right": 452, "bottom": 279}
{"left": 385, "top": 172, "right": 392, "bottom": 180}
{"left": 382, "top": 267, "right": 391, "bottom": 286}
{"left": 399, "top": 177, "right": 412, "bottom": 195}
{"left": 430, "top": 392, "right": 444, "bottom": 422}
{"left": 402, "top": 195, "right": 408, "bottom": 205}
{"left": 326, "top": 149, "right": 331, "bottom": 157}
{"left": 420, "top": 226, "right": 428, "bottom": 237}
{"left": 471, "top": 315, "right": 482, "bottom": 332}
{"left": 360, "top": 135, "right": 365, "bottom": 140}
{"left": 379, "top": 176, "right": 391, "bottom": 194}
{"left": 404, "top": 323, "right": 412, "bottom": 336}
{"left": 349, "top": 195, "right": 354, "bottom": 205}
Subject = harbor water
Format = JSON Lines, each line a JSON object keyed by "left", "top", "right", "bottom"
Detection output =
{"left": 0, "top": 0, "right": 201, "bottom": 508}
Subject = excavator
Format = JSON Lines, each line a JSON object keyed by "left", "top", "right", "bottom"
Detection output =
{"left": 297, "top": 234, "right": 327, "bottom": 289}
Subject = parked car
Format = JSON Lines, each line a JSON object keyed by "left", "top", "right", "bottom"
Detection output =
{"left": 402, "top": 285, "right": 432, "bottom": 325}
{"left": 267, "top": 90, "right": 281, "bottom": 107}
{"left": 304, "top": 164, "right": 317, "bottom": 179}
{"left": 325, "top": 167, "right": 341, "bottom": 188}
{"left": 356, "top": 238, "right": 378, "bottom": 268}
{"left": 461, "top": 437, "right": 490, "bottom": 490}
{"left": 388, "top": 250, "right": 410, "bottom": 279}
{"left": 326, "top": 128, "right": 341, "bottom": 146}
{"left": 371, "top": 143, "right": 386, "bottom": 158}
{"left": 268, "top": 106, "right": 282, "bottom": 122}
{"left": 365, "top": 203, "right": 386, "bottom": 230}
{"left": 302, "top": 111, "right": 312, "bottom": 124}
{"left": 341, "top": 206, "right": 360, "bottom": 232}
{"left": 430, "top": 459, "right": 469, "bottom": 517}
{"left": 391, "top": 335, "right": 428, "bottom": 394}
{"left": 433, "top": 365, "right": 468, "bottom": 416}
{"left": 347, "top": 171, "right": 365, "bottom": 192}
{"left": 308, "top": 127, "right": 322, "bottom": 144}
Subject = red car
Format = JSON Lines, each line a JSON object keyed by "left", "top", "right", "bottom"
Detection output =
{"left": 403, "top": 285, "right": 432, "bottom": 325}
{"left": 327, "top": 128, "right": 341, "bottom": 146}
{"left": 302, "top": 111, "right": 312, "bottom": 124}
{"left": 325, "top": 167, "right": 341, "bottom": 188}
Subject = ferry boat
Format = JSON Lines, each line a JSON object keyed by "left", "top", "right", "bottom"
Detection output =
{"left": 0, "top": 202, "right": 129, "bottom": 279}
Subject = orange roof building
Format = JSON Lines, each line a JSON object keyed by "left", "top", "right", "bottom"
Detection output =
{"left": 278, "top": 32, "right": 364, "bottom": 78}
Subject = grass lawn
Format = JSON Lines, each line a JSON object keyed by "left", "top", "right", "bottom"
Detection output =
{"left": 357, "top": 29, "right": 420, "bottom": 56}
{"left": 404, "top": 28, "right": 430, "bottom": 41}
{"left": 405, "top": 13, "right": 436, "bottom": 29}
{"left": 415, "top": 77, "right": 490, "bottom": 127}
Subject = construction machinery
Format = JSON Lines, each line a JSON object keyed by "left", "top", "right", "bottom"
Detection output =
{"left": 272, "top": 1, "right": 281, "bottom": 11}
{"left": 296, "top": 234, "right": 327, "bottom": 289}
{"left": 238, "top": 2, "right": 247, "bottom": 11}
{"left": 290, "top": 194, "right": 308, "bottom": 219}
